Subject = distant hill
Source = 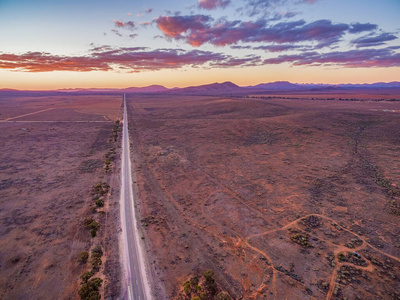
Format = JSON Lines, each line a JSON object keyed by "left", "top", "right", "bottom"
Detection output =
{"left": 248, "top": 81, "right": 303, "bottom": 90}
{"left": 57, "top": 85, "right": 169, "bottom": 94}
{"left": 167, "top": 81, "right": 246, "bottom": 95}
{"left": 1, "top": 81, "right": 399, "bottom": 96}
{"left": 123, "top": 85, "right": 169, "bottom": 93}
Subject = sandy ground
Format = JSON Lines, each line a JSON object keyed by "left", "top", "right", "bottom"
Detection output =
{"left": 0, "top": 95, "right": 123, "bottom": 299}
{"left": 127, "top": 95, "right": 400, "bottom": 299}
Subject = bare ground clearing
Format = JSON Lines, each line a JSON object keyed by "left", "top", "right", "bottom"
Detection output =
{"left": 0, "top": 95, "right": 122, "bottom": 299}
{"left": 127, "top": 95, "right": 400, "bottom": 299}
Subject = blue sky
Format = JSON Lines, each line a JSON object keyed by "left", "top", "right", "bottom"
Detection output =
{"left": 0, "top": 0, "right": 399, "bottom": 89}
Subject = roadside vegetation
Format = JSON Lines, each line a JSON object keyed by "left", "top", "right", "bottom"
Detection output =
{"left": 76, "top": 118, "right": 122, "bottom": 300}
{"left": 178, "top": 270, "right": 232, "bottom": 300}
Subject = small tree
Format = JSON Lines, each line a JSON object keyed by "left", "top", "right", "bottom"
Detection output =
{"left": 203, "top": 270, "right": 215, "bottom": 285}
{"left": 80, "top": 271, "right": 94, "bottom": 283}
{"left": 183, "top": 281, "right": 191, "bottom": 294}
{"left": 77, "top": 252, "right": 89, "bottom": 264}
{"left": 190, "top": 276, "right": 199, "bottom": 286}
{"left": 216, "top": 292, "right": 231, "bottom": 300}
{"left": 92, "top": 245, "right": 103, "bottom": 257}
{"left": 78, "top": 277, "right": 103, "bottom": 300}
{"left": 91, "top": 256, "right": 102, "bottom": 269}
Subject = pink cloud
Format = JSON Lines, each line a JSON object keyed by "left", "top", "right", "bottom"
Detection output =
{"left": 155, "top": 16, "right": 351, "bottom": 48}
{"left": 0, "top": 47, "right": 261, "bottom": 72}
{"left": 156, "top": 15, "right": 211, "bottom": 39}
{"left": 198, "top": 0, "right": 230, "bottom": 10}
{"left": 113, "top": 20, "right": 135, "bottom": 31}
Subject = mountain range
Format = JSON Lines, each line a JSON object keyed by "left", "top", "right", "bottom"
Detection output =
{"left": 1, "top": 81, "right": 400, "bottom": 96}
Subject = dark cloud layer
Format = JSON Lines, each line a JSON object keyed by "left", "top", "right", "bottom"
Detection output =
{"left": 156, "top": 16, "right": 351, "bottom": 48}
{"left": 263, "top": 48, "right": 400, "bottom": 67}
{"left": 254, "top": 44, "right": 306, "bottom": 52}
{"left": 1, "top": 45, "right": 397, "bottom": 73}
{"left": 352, "top": 32, "right": 398, "bottom": 48}
{"left": 349, "top": 22, "right": 378, "bottom": 33}
{"left": 0, "top": 47, "right": 261, "bottom": 72}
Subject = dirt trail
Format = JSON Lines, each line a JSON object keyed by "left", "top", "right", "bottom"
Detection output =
{"left": 243, "top": 212, "right": 400, "bottom": 299}
{"left": 1, "top": 108, "right": 54, "bottom": 121}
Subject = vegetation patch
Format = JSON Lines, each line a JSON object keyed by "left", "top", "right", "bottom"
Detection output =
{"left": 302, "top": 215, "right": 321, "bottom": 228}
{"left": 177, "top": 270, "right": 232, "bottom": 300}
{"left": 290, "top": 233, "right": 314, "bottom": 248}
{"left": 79, "top": 159, "right": 103, "bottom": 173}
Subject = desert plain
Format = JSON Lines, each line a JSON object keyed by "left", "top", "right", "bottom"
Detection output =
{"left": 0, "top": 91, "right": 400, "bottom": 300}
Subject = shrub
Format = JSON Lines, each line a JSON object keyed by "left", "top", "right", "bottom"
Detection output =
{"left": 91, "top": 256, "right": 102, "bottom": 269}
{"left": 183, "top": 281, "right": 191, "bottom": 294}
{"left": 90, "top": 229, "right": 97, "bottom": 237}
{"left": 80, "top": 271, "right": 94, "bottom": 283}
{"left": 216, "top": 292, "right": 231, "bottom": 300}
{"left": 88, "top": 221, "right": 100, "bottom": 230}
{"left": 290, "top": 233, "right": 314, "bottom": 248}
{"left": 190, "top": 276, "right": 199, "bottom": 286}
{"left": 83, "top": 218, "right": 95, "bottom": 227}
{"left": 77, "top": 252, "right": 89, "bottom": 264}
{"left": 199, "top": 292, "right": 207, "bottom": 300}
{"left": 88, "top": 278, "right": 103, "bottom": 288}
{"left": 92, "top": 245, "right": 103, "bottom": 257}
{"left": 94, "top": 199, "right": 104, "bottom": 207}
{"left": 203, "top": 270, "right": 215, "bottom": 285}
{"left": 78, "top": 277, "right": 102, "bottom": 300}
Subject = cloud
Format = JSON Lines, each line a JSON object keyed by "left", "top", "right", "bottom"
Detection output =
{"left": 0, "top": 52, "right": 112, "bottom": 72}
{"left": 210, "top": 55, "right": 261, "bottom": 67}
{"left": 113, "top": 20, "right": 135, "bottom": 31}
{"left": 230, "top": 45, "right": 252, "bottom": 49}
{"left": 351, "top": 32, "right": 398, "bottom": 48}
{"left": 156, "top": 16, "right": 350, "bottom": 48}
{"left": 111, "top": 29, "right": 122, "bottom": 37}
{"left": 0, "top": 47, "right": 261, "bottom": 72}
{"left": 140, "top": 21, "right": 152, "bottom": 27}
{"left": 155, "top": 15, "right": 211, "bottom": 41}
{"left": 244, "top": 0, "right": 318, "bottom": 15}
{"left": 349, "top": 22, "right": 378, "bottom": 33}
{"left": 198, "top": 0, "right": 231, "bottom": 10}
{"left": 254, "top": 44, "right": 306, "bottom": 52}
{"left": 263, "top": 48, "right": 400, "bottom": 68}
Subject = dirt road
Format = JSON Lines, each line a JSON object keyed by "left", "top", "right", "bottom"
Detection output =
{"left": 120, "top": 94, "right": 152, "bottom": 300}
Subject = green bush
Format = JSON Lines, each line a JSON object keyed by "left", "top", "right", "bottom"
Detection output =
{"left": 88, "top": 221, "right": 100, "bottom": 230}
{"left": 92, "top": 245, "right": 103, "bottom": 257}
{"left": 77, "top": 252, "right": 89, "bottom": 264}
{"left": 78, "top": 277, "right": 102, "bottom": 300}
{"left": 90, "top": 229, "right": 97, "bottom": 237}
{"left": 190, "top": 276, "right": 199, "bottom": 286}
{"left": 183, "top": 281, "right": 191, "bottom": 294}
{"left": 91, "top": 256, "right": 102, "bottom": 269}
{"left": 203, "top": 270, "right": 215, "bottom": 285}
{"left": 216, "top": 292, "right": 231, "bottom": 300}
{"left": 83, "top": 218, "right": 95, "bottom": 227}
{"left": 94, "top": 199, "right": 104, "bottom": 207}
{"left": 80, "top": 271, "right": 94, "bottom": 283}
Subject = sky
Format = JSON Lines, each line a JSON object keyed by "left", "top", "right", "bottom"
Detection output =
{"left": 0, "top": 0, "right": 399, "bottom": 89}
